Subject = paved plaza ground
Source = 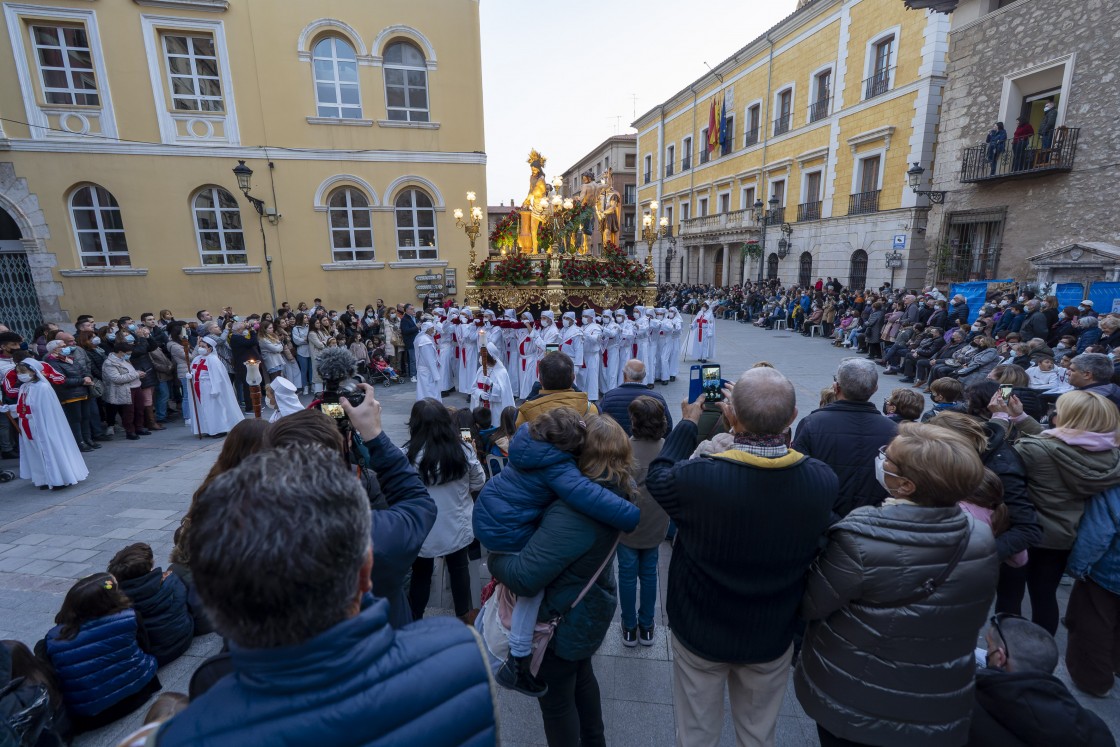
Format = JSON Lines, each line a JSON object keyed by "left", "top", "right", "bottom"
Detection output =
{"left": 0, "top": 320, "right": 1116, "bottom": 746}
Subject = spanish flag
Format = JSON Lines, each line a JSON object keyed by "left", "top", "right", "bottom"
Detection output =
{"left": 707, "top": 97, "right": 722, "bottom": 153}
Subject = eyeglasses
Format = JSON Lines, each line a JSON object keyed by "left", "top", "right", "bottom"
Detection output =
{"left": 989, "top": 613, "right": 1027, "bottom": 663}
{"left": 877, "top": 445, "right": 904, "bottom": 479}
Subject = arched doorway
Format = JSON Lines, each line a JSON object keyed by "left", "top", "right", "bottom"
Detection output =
{"left": 849, "top": 249, "right": 868, "bottom": 291}
{"left": 0, "top": 206, "right": 43, "bottom": 340}
{"left": 767, "top": 252, "right": 779, "bottom": 280}
{"left": 798, "top": 252, "right": 813, "bottom": 288}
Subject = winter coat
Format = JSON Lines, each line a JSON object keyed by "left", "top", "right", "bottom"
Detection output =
{"left": 926, "top": 309, "right": 949, "bottom": 331}
{"left": 168, "top": 562, "right": 214, "bottom": 635}
{"left": 980, "top": 421, "right": 1043, "bottom": 561}
{"left": 155, "top": 595, "right": 496, "bottom": 747}
{"left": 473, "top": 425, "right": 639, "bottom": 553}
{"left": 949, "top": 302, "right": 971, "bottom": 327}
{"left": 258, "top": 336, "right": 285, "bottom": 373}
{"left": 986, "top": 128, "right": 1007, "bottom": 158}
{"left": 45, "top": 355, "right": 88, "bottom": 402}
{"left": 1019, "top": 310, "right": 1050, "bottom": 342}
{"left": 1077, "top": 327, "right": 1103, "bottom": 354}
{"left": 793, "top": 400, "right": 898, "bottom": 518}
{"left": 621, "top": 438, "right": 670, "bottom": 550}
{"left": 291, "top": 325, "right": 310, "bottom": 358}
{"left": 514, "top": 389, "right": 598, "bottom": 428}
{"left": 956, "top": 347, "right": 1001, "bottom": 386}
{"left": 1079, "top": 381, "right": 1120, "bottom": 411}
{"left": 968, "top": 669, "right": 1114, "bottom": 747}
{"left": 863, "top": 309, "right": 885, "bottom": 344}
{"left": 169, "top": 342, "right": 189, "bottom": 379}
{"left": 1013, "top": 434, "right": 1120, "bottom": 550}
{"left": 881, "top": 311, "right": 903, "bottom": 343}
{"left": 117, "top": 568, "right": 194, "bottom": 665}
{"left": 43, "top": 610, "right": 158, "bottom": 718}
{"left": 407, "top": 442, "right": 486, "bottom": 559}
{"left": 101, "top": 355, "right": 140, "bottom": 406}
{"left": 489, "top": 500, "right": 619, "bottom": 663}
{"left": 597, "top": 383, "right": 672, "bottom": 437}
{"left": 130, "top": 337, "right": 157, "bottom": 390}
{"left": 1067, "top": 486, "right": 1120, "bottom": 595}
{"left": 913, "top": 335, "right": 945, "bottom": 360}
{"left": 795, "top": 504, "right": 999, "bottom": 747}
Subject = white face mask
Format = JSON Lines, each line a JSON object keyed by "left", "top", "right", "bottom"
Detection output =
{"left": 541, "top": 318, "right": 551, "bottom": 326}
{"left": 874, "top": 452, "right": 894, "bottom": 495}
{"left": 563, "top": 319, "right": 572, "bottom": 328}
{"left": 16, "top": 372, "right": 33, "bottom": 383}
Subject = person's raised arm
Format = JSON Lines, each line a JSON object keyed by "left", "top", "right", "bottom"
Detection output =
{"left": 647, "top": 394, "right": 705, "bottom": 518}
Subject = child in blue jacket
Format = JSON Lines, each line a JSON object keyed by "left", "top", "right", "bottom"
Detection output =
{"left": 474, "top": 406, "right": 639, "bottom": 696}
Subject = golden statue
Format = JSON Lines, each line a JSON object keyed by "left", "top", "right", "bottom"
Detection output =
{"left": 575, "top": 169, "right": 600, "bottom": 254}
{"left": 521, "top": 149, "right": 550, "bottom": 253}
{"left": 596, "top": 167, "right": 621, "bottom": 250}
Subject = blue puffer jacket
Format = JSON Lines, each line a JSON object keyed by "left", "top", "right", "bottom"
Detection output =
{"left": 44, "top": 609, "right": 158, "bottom": 718}
{"left": 118, "top": 568, "right": 193, "bottom": 665}
{"left": 473, "top": 425, "right": 639, "bottom": 553}
{"left": 1068, "top": 486, "right": 1120, "bottom": 595}
{"left": 156, "top": 595, "right": 497, "bottom": 747}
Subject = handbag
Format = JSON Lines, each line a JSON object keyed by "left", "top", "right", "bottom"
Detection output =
{"left": 857, "top": 520, "right": 973, "bottom": 609}
{"left": 281, "top": 342, "right": 296, "bottom": 363}
{"left": 89, "top": 377, "right": 104, "bottom": 399}
{"left": 478, "top": 536, "right": 619, "bottom": 676}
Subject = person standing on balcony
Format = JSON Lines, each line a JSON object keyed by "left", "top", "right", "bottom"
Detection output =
{"left": 1012, "top": 116, "right": 1035, "bottom": 171}
{"left": 1039, "top": 98, "right": 1058, "bottom": 151}
{"left": 986, "top": 122, "right": 1007, "bottom": 176}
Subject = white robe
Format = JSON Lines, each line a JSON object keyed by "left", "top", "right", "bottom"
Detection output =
{"left": 599, "top": 321, "right": 620, "bottom": 395}
{"left": 617, "top": 320, "right": 636, "bottom": 388}
{"left": 436, "top": 320, "right": 454, "bottom": 392}
{"left": 666, "top": 314, "right": 683, "bottom": 377}
{"left": 559, "top": 324, "right": 584, "bottom": 373}
{"left": 518, "top": 324, "right": 558, "bottom": 396}
{"left": 470, "top": 361, "right": 515, "bottom": 415}
{"left": 415, "top": 335, "right": 442, "bottom": 401}
{"left": 632, "top": 317, "right": 651, "bottom": 384}
{"left": 8, "top": 378, "right": 88, "bottom": 488}
{"left": 654, "top": 318, "right": 672, "bottom": 382}
{"left": 190, "top": 353, "right": 245, "bottom": 436}
{"left": 646, "top": 317, "right": 663, "bottom": 382}
{"left": 579, "top": 322, "right": 603, "bottom": 401}
{"left": 688, "top": 312, "right": 716, "bottom": 360}
{"left": 504, "top": 322, "right": 521, "bottom": 398}
{"left": 455, "top": 322, "right": 479, "bottom": 395}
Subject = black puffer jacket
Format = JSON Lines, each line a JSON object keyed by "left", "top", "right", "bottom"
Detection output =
{"left": 981, "top": 422, "right": 1042, "bottom": 561}
{"left": 130, "top": 337, "right": 157, "bottom": 389}
{"left": 968, "top": 669, "right": 1115, "bottom": 747}
{"left": 795, "top": 504, "right": 999, "bottom": 747}
{"left": 792, "top": 401, "right": 898, "bottom": 518}
{"left": 117, "top": 568, "right": 193, "bottom": 665}
{"left": 46, "top": 355, "right": 88, "bottom": 402}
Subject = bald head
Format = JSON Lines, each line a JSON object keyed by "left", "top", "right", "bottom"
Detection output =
{"left": 623, "top": 359, "right": 645, "bottom": 382}
{"left": 732, "top": 368, "right": 797, "bottom": 435}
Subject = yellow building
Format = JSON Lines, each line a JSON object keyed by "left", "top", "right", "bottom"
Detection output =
{"left": 0, "top": 0, "right": 485, "bottom": 336}
{"left": 634, "top": 0, "right": 948, "bottom": 291}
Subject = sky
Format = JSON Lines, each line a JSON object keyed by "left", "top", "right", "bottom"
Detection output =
{"left": 480, "top": 0, "right": 798, "bottom": 205}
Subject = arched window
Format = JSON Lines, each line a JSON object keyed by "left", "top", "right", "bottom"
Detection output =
{"left": 848, "top": 249, "right": 868, "bottom": 291}
{"left": 394, "top": 188, "right": 437, "bottom": 260}
{"left": 193, "top": 187, "right": 246, "bottom": 266}
{"left": 312, "top": 36, "right": 361, "bottom": 119}
{"left": 767, "top": 252, "right": 779, "bottom": 280}
{"left": 70, "top": 185, "right": 129, "bottom": 267}
{"left": 798, "top": 252, "right": 813, "bottom": 288}
{"left": 384, "top": 41, "right": 429, "bottom": 122}
{"left": 329, "top": 187, "right": 374, "bottom": 261}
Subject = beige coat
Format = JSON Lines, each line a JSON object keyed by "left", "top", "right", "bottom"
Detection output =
{"left": 101, "top": 354, "right": 141, "bottom": 405}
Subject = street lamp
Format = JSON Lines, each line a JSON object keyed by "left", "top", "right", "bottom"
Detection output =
{"left": 776, "top": 222, "right": 793, "bottom": 259}
{"left": 906, "top": 162, "right": 946, "bottom": 204}
{"left": 244, "top": 359, "right": 263, "bottom": 419}
{"left": 753, "top": 195, "right": 781, "bottom": 282}
{"left": 231, "top": 160, "right": 279, "bottom": 314}
{"left": 454, "top": 191, "right": 484, "bottom": 271}
{"left": 641, "top": 200, "right": 669, "bottom": 269}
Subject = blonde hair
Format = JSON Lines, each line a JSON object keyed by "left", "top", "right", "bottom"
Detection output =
{"left": 819, "top": 386, "right": 838, "bottom": 408}
{"left": 578, "top": 415, "right": 636, "bottom": 496}
{"left": 927, "top": 410, "right": 989, "bottom": 454}
{"left": 888, "top": 423, "right": 985, "bottom": 507}
{"left": 990, "top": 365, "right": 1029, "bottom": 387}
{"left": 1053, "top": 390, "right": 1120, "bottom": 437}
{"left": 973, "top": 335, "right": 996, "bottom": 349}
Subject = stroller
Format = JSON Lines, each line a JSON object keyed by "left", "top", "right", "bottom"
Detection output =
{"left": 365, "top": 357, "right": 402, "bottom": 386}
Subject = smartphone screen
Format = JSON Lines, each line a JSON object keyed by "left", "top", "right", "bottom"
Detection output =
{"left": 701, "top": 364, "right": 723, "bottom": 402}
{"left": 545, "top": 343, "right": 560, "bottom": 354}
{"left": 460, "top": 428, "right": 473, "bottom": 443}
{"left": 1000, "top": 384, "right": 1014, "bottom": 402}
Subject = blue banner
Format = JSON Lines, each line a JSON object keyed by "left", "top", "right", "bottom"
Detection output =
{"left": 949, "top": 282, "right": 989, "bottom": 324}
{"left": 1088, "top": 282, "right": 1120, "bottom": 315}
{"left": 1056, "top": 283, "right": 1085, "bottom": 312}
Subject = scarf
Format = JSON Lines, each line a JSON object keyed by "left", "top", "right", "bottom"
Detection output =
{"left": 1041, "top": 428, "right": 1118, "bottom": 452}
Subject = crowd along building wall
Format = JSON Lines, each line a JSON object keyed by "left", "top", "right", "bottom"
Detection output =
{"left": 0, "top": 0, "right": 485, "bottom": 334}
{"left": 634, "top": 0, "right": 948, "bottom": 293}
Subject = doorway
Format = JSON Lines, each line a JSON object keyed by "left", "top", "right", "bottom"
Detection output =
{"left": 0, "top": 208, "right": 43, "bottom": 340}
{"left": 713, "top": 246, "right": 724, "bottom": 287}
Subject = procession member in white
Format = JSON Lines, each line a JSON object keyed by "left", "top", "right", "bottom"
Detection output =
{"left": 267, "top": 376, "right": 303, "bottom": 423}
{"left": 446, "top": 307, "right": 460, "bottom": 387}
{"left": 415, "top": 321, "right": 443, "bottom": 401}
{"left": 688, "top": 301, "right": 716, "bottom": 362}
{"left": 470, "top": 342, "right": 516, "bottom": 414}
{"left": 189, "top": 336, "right": 244, "bottom": 437}
{"left": 617, "top": 310, "right": 636, "bottom": 388}
{"left": 644, "top": 307, "right": 660, "bottom": 384}
{"left": 578, "top": 309, "right": 603, "bottom": 401}
{"left": 653, "top": 308, "right": 671, "bottom": 384}
{"left": 559, "top": 311, "right": 584, "bottom": 372}
{"left": 666, "top": 307, "right": 683, "bottom": 381}
{"left": 632, "top": 307, "right": 651, "bottom": 385}
{"left": 516, "top": 311, "right": 539, "bottom": 398}
{"left": 5, "top": 358, "right": 88, "bottom": 489}
{"left": 503, "top": 309, "right": 521, "bottom": 398}
{"left": 436, "top": 309, "right": 455, "bottom": 392}
{"left": 600, "top": 310, "right": 622, "bottom": 394}
{"left": 455, "top": 309, "right": 480, "bottom": 395}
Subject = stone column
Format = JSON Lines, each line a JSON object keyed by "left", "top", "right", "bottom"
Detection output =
{"left": 721, "top": 244, "right": 731, "bottom": 288}
{"left": 698, "top": 245, "right": 707, "bottom": 284}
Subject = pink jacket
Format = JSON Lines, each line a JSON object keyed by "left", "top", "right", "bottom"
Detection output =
{"left": 960, "top": 502, "right": 1027, "bottom": 567}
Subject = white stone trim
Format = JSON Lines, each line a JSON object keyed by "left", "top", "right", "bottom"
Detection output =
{"left": 133, "top": 0, "right": 228, "bottom": 11}
{"left": 773, "top": 82, "right": 797, "bottom": 135}
{"left": 313, "top": 174, "right": 379, "bottom": 210}
{"left": 181, "top": 265, "right": 261, "bottom": 274}
{"left": 765, "top": 157, "right": 794, "bottom": 174}
{"left": 376, "top": 119, "right": 440, "bottom": 130}
{"left": 743, "top": 98, "right": 764, "bottom": 146}
{"left": 767, "top": 176, "right": 788, "bottom": 208}
{"left": 998, "top": 53, "right": 1076, "bottom": 132}
{"left": 3, "top": 3, "right": 119, "bottom": 141}
{"left": 806, "top": 62, "right": 836, "bottom": 124}
{"left": 797, "top": 146, "right": 829, "bottom": 167}
{"left": 140, "top": 14, "right": 240, "bottom": 146}
{"left": 296, "top": 18, "right": 370, "bottom": 61}
{"left": 382, "top": 175, "right": 444, "bottom": 209}
{"left": 861, "top": 24, "right": 901, "bottom": 101}
{"left": 388, "top": 259, "right": 448, "bottom": 269}
{"left": 370, "top": 24, "right": 438, "bottom": 70}
{"left": 59, "top": 267, "right": 148, "bottom": 277}
{"left": 800, "top": 166, "right": 825, "bottom": 204}
{"left": 850, "top": 147, "right": 887, "bottom": 195}
{"left": 847, "top": 125, "right": 896, "bottom": 154}
{"left": 307, "top": 116, "right": 373, "bottom": 127}
{"left": 716, "top": 188, "right": 732, "bottom": 213}
{"left": 320, "top": 261, "right": 385, "bottom": 271}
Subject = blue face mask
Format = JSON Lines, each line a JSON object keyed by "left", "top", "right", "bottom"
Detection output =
{"left": 125, "top": 335, "right": 135, "bottom": 343}
{"left": 127, "top": 324, "right": 137, "bottom": 332}
{"left": 107, "top": 332, "right": 116, "bottom": 341}
{"left": 60, "top": 346, "right": 73, "bottom": 356}
{"left": 122, "top": 353, "right": 131, "bottom": 360}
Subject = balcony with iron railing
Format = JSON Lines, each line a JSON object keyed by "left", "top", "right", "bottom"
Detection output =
{"left": 699, "top": 148, "right": 709, "bottom": 165}
{"left": 960, "top": 127, "right": 1080, "bottom": 184}
{"left": 773, "top": 113, "right": 791, "bottom": 137}
{"left": 764, "top": 206, "right": 786, "bottom": 226}
{"left": 744, "top": 127, "right": 759, "bottom": 147}
{"left": 681, "top": 156, "right": 691, "bottom": 171}
{"left": 809, "top": 96, "right": 831, "bottom": 123}
{"left": 665, "top": 162, "right": 674, "bottom": 178}
{"left": 797, "top": 201, "right": 822, "bottom": 221}
{"left": 863, "top": 68, "right": 893, "bottom": 100}
{"left": 679, "top": 208, "right": 759, "bottom": 237}
{"left": 847, "top": 190, "right": 880, "bottom": 215}
{"left": 643, "top": 171, "right": 651, "bottom": 184}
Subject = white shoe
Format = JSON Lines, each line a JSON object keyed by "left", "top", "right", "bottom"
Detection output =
{"left": 410, "top": 376, "right": 417, "bottom": 383}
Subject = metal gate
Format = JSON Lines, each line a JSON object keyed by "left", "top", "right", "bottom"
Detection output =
{"left": 0, "top": 249, "right": 43, "bottom": 340}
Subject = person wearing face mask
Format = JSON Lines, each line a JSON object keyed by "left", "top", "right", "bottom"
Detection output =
{"left": 1, "top": 358, "right": 88, "bottom": 489}
{"left": 1046, "top": 306, "right": 1080, "bottom": 348}
{"left": 515, "top": 311, "right": 540, "bottom": 398}
{"left": 948, "top": 295, "right": 971, "bottom": 327}
{"left": 558, "top": 311, "right": 583, "bottom": 376}
{"left": 665, "top": 307, "right": 683, "bottom": 383}
{"left": 481, "top": 310, "right": 504, "bottom": 379}
{"left": 615, "top": 310, "right": 636, "bottom": 389}
{"left": 101, "top": 342, "right": 145, "bottom": 440}
{"left": 630, "top": 306, "right": 651, "bottom": 383}
{"left": 687, "top": 303, "right": 715, "bottom": 363}
{"left": 437, "top": 308, "right": 457, "bottom": 394}
{"left": 413, "top": 322, "right": 442, "bottom": 402}
{"left": 454, "top": 308, "right": 479, "bottom": 396}
{"left": 599, "top": 310, "right": 622, "bottom": 394}
{"left": 501, "top": 309, "right": 521, "bottom": 398}
{"left": 44, "top": 339, "right": 95, "bottom": 453}
{"left": 795, "top": 424, "right": 998, "bottom": 747}
{"left": 1038, "top": 97, "right": 1058, "bottom": 150}
{"left": 577, "top": 309, "right": 602, "bottom": 401}
{"left": 1019, "top": 299, "right": 1049, "bottom": 342}
{"left": 190, "top": 336, "right": 244, "bottom": 438}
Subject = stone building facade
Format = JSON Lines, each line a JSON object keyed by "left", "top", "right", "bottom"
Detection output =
{"left": 922, "top": 0, "right": 1120, "bottom": 291}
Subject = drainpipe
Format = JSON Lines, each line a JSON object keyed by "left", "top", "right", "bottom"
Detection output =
{"left": 688, "top": 84, "right": 697, "bottom": 282}
{"left": 754, "top": 32, "right": 775, "bottom": 284}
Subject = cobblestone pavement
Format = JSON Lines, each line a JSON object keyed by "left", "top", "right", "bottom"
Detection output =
{"left": 0, "top": 319, "right": 1116, "bottom": 746}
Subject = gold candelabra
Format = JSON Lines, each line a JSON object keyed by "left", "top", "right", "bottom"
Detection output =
{"left": 641, "top": 200, "right": 670, "bottom": 274}
{"left": 454, "top": 191, "right": 484, "bottom": 273}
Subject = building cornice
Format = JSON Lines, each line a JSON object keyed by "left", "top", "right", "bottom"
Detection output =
{"left": 133, "top": 0, "right": 229, "bottom": 12}
{"left": 847, "top": 126, "right": 896, "bottom": 153}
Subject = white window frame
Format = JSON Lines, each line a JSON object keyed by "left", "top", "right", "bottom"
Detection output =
{"left": 162, "top": 33, "right": 223, "bottom": 112}
{"left": 997, "top": 54, "right": 1075, "bottom": 131}
{"left": 643, "top": 154, "right": 653, "bottom": 181}
{"left": 29, "top": 23, "right": 99, "bottom": 107}
{"left": 851, "top": 148, "right": 886, "bottom": 194}
{"left": 665, "top": 143, "right": 675, "bottom": 176}
{"left": 140, "top": 15, "right": 240, "bottom": 145}
{"left": 192, "top": 186, "right": 247, "bottom": 266}
{"left": 741, "top": 184, "right": 757, "bottom": 212}
{"left": 768, "top": 178, "right": 787, "bottom": 208}
{"left": 717, "top": 190, "right": 731, "bottom": 214}
{"left": 862, "top": 26, "right": 901, "bottom": 100}
{"left": 664, "top": 205, "right": 673, "bottom": 232}
{"left": 69, "top": 184, "right": 130, "bottom": 268}
{"left": 394, "top": 188, "right": 439, "bottom": 261}
{"left": 807, "top": 63, "right": 835, "bottom": 123}
{"left": 681, "top": 136, "right": 693, "bottom": 169}
{"left": 698, "top": 196, "right": 708, "bottom": 217}
{"left": 801, "top": 169, "right": 824, "bottom": 204}
{"left": 3, "top": 4, "right": 118, "bottom": 140}
{"left": 773, "top": 85, "right": 795, "bottom": 136}
{"left": 680, "top": 200, "right": 691, "bottom": 222}
{"left": 383, "top": 40, "right": 430, "bottom": 123}
{"left": 327, "top": 187, "right": 375, "bottom": 262}
{"left": 744, "top": 100, "right": 763, "bottom": 146}
{"left": 312, "top": 35, "right": 362, "bottom": 119}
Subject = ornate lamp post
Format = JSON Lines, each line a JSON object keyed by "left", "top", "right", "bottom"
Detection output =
{"left": 231, "top": 160, "right": 279, "bottom": 313}
{"left": 641, "top": 200, "right": 669, "bottom": 272}
{"left": 906, "top": 162, "right": 947, "bottom": 204}
{"left": 243, "top": 359, "right": 263, "bottom": 419}
{"left": 753, "top": 195, "right": 781, "bottom": 283}
{"left": 454, "top": 191, "right": 484, "bottom": 274}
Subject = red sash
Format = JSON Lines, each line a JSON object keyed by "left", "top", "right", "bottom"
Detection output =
{"left": 697, "top": 317, "right": 709, "bottom": 341}
{"left": 15, "top": 394, "right": 32, "bottom": 440}
{"left": 192, "top": 359, "right": 209, "bottom": 399}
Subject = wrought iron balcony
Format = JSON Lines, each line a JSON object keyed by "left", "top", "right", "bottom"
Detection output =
{"left": 665, "top": 163, "right": 674, "bottom": 177}
{"left": 809, "top": 97, "right": 831, "bottom": 123}
{"left": 797, "top": 201, "right": 822, "bottom": 221}
{"left": 643, "top": 171, "right": 651, "bottom": 184}
{"left": 764, "top": 207, "right": 786, "bottom": 226}
{"left": 863, "top": 69, "right": 892, "bottom": 100}
{"left": 699, "top": 148, "right": 709, "bottom": 165}
{"left": 744, "top": 127, "right": 759, "bottom": 147}
{"left": 681, "top": 157, "right": 691, "bottom": 171}
{"left": 773, "top": 113, "right": 791, "bottom": 137}
{"left": 960, "top": 127, "right": 1080, "bottom": 183}
{"left": 847, "top": 190, "right": 880, "bottom": 215}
